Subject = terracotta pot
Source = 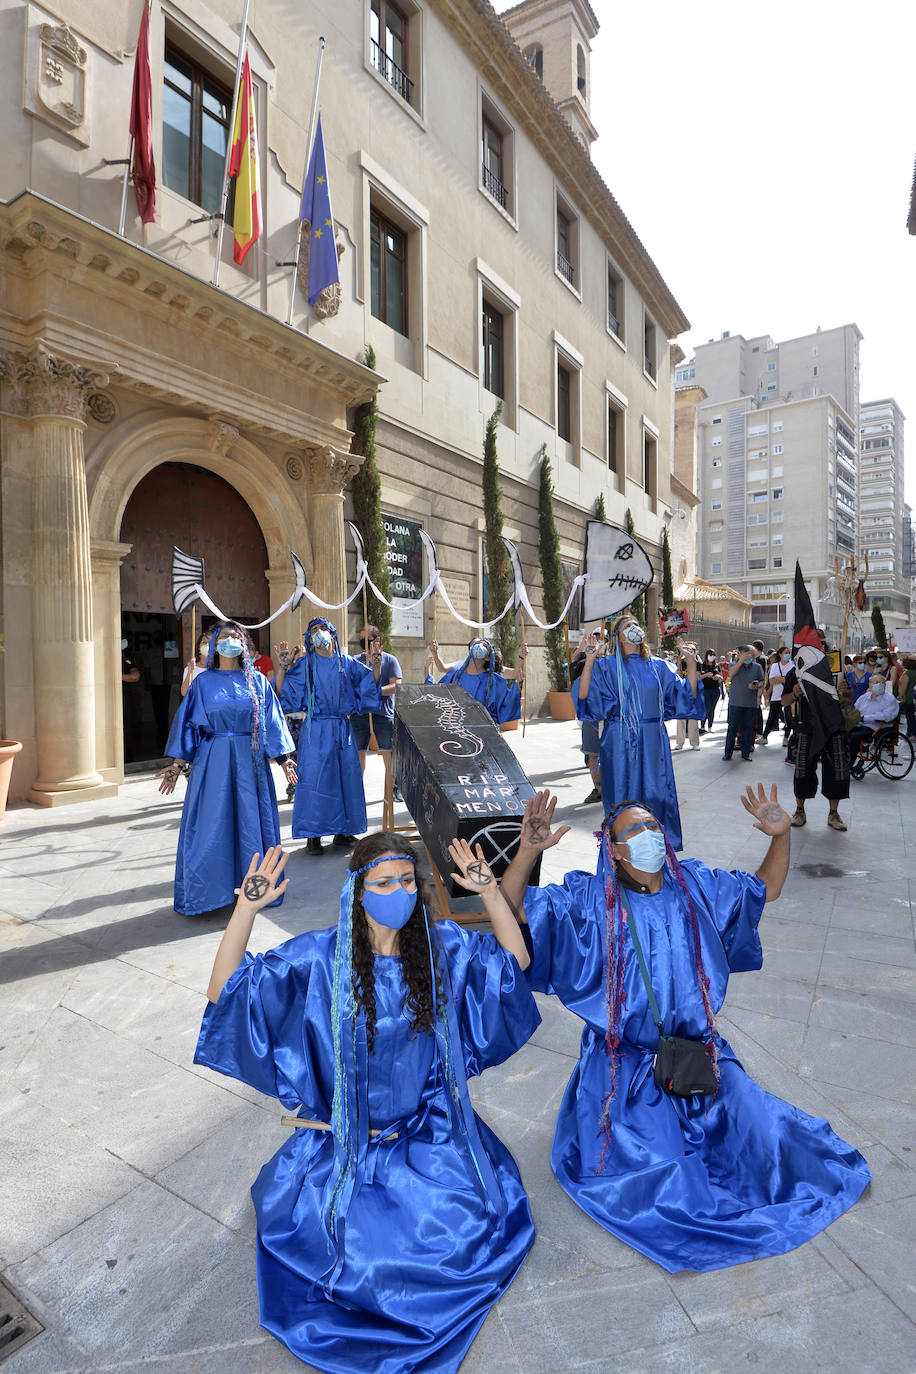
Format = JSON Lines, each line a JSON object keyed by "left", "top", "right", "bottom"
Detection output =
{"left": 547, "top": 690, "right": 576, "bottom": 722}
{"left": 0, "top": 740, "right": 23, "bottom": 819}
{"left": 499, "top": 719, "right": 520, "bottom": 732}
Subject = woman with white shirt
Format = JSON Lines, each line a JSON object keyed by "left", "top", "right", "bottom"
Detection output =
{"left": 180, "top": 631, "right": 210, "bottom": 698}
{"left": 762, "top": 647, "right": 792, "bottom": 742}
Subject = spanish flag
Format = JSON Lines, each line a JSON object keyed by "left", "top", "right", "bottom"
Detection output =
{"left": 228, "top": 54, "right": 262, "bottom": 264}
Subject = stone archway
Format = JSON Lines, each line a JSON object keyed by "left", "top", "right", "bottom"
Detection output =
{"left": 87, "top": 412, "right": 311, "bottom": 781}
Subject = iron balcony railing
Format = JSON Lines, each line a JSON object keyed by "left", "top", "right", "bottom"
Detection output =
{"left": 370, "top": 38, "right": 413, "bottom": 104}
{"left": 607, "top": 311, "right": 620, "bottom": 337}
{"left": 556, "top": 251, "right": 574, "bottom": 285}
{"left": 481, "top": 163, "right": 508, "bottom": 209}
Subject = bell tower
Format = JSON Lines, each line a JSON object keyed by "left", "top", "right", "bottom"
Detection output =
{"left": 501, "top": 0, "right": 599, "bottom": 152}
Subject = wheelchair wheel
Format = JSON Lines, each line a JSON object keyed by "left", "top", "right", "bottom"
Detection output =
{"left": 876, "top": 733, "right": 914, "bottom": 780}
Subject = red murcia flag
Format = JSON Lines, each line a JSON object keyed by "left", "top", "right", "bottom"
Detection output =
{"left": 129, "top": 3, "right": 156, "bottom": 223}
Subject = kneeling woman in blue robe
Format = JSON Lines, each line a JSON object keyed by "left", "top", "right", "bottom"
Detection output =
{"left": 434, "top": 638, "right": 521, "bottom": 725}
{"left": 574, "top": 614, "right": 704, "bottom": 849}
{"left": 159, "top": 625, "right": 296, "bottom": 916}
{"left": 195, "top": 833, "right": 539, "bottom": 1373}
{"left": 278, "top": 619, "right": 381, "bottom": 852}
{"left": 499, "top": 787, "right": 871, "bottom": 1274}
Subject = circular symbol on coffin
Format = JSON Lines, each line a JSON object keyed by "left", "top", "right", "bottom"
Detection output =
{"left": 616, "top": 542, "right": 634, "bottom": 560}
{"left": 440, "top": 732, "right": 483, "bottom": 757}
{"left": 464, "top": 820, "right": 523, "bottom": 872}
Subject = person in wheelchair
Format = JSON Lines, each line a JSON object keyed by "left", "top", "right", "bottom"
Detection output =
{"left": 846, "top": 674, "right": 900, "bottom": 766}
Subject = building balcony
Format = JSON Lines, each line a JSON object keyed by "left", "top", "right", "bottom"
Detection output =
{"left": 481, "top": 163, "right": 508, "bottom": 209}
{"left": 370, "top": 39, "right": 414, "bottom": 104}
{"left": 556, "top": 251, "right": 575, "bottom": 285}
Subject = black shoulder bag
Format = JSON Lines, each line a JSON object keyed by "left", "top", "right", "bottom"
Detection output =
{"left": 619, "top": 888, "right": 717, "bottom": 1098}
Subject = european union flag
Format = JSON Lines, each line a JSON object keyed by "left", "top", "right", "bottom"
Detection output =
{"left": 300, "top": 114, "right": 339, "bottom": 306}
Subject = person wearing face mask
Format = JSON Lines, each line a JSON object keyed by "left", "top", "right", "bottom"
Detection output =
{"left": 762, "top": 645, "right": 793, "bottom": 741}
{"left": 494, "top": 787, "right": 870, "bottom": 1274}
{"left": 158, "top": 624, "right": 296, "bottom": 915}
{"left": 429, "top": 636, "right": 522, "bottom": 725}
{"left": 846, "top": 673, "right": 900, "bottom": 766}
{"left": 350, "top": 623, "right": 403, "bottom": 778}
{"left": 844, "top": 655, "right": 872, "bottom": 703}
{"left": 279, "top": 618, "right": 382, "bottom": 854}
{"left": 194, "top": 833, "right": 539, "bottom": 1372}
{"left": 575, "top": 613, "right": 704, "bottom": 849}
{"left": 180, "top": 630, "right": 211, "bottom": 698}
{"left": 698, "top": 649, "right": 723, "bottom": 732}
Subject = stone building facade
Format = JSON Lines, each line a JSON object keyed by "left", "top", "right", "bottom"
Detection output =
{"left": 0, "top": 0, "right": 688, "bottom": 804}
{"left": 684, "top": 325, "right": 862, "bottom": 643}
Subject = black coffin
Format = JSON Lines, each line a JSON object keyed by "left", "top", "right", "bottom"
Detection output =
{"left": 392, "top": 684, "right": 541, "bottom": 897}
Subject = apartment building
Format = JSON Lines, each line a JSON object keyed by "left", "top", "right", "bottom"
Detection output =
{"left": 0, "top": 0, "right": 687, "bottom": 804}
{"left": 682, "top": 324, "right": 862, "bottom": 640}
{"left": 858, "top": 399, "right": 909, "bottom": 634}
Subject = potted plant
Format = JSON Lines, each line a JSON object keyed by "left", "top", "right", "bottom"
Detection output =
{"left": 538, "top": 449, "right": 575, "bottom": 720}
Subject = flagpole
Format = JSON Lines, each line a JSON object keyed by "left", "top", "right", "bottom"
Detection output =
{"left": 214, "top": 0, "right": 253, "bottom": 287}
{"left": 286, "top": 36, "right": 326, "bottom": 325}
{"left": 118, "top": 135, "right": 134, "bottom": 237}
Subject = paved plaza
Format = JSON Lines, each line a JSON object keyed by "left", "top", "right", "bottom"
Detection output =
{"left": 1, "top": 710, "right": 914, "bottom": 1373}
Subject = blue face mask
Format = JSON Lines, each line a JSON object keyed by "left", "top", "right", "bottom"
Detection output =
{"left": 471, "top": 641, "right": 490, "bottom": 661}
{"left": 870, "top": 682, "right": 885, "bottom": 696}
{"left": 361, "top": 886, "right": 417, "bottom": 930}
{"left": 311, "top": 629, "right": 332, "bottom": 651}
{"left": 624, "top": 827, "right": 667, "bottom": 873}
{"left": 217, "top": 637, "right": 243, "bottom": 657}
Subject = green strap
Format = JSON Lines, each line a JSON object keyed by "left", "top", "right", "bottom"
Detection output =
{"left": 618, "top": 887, "right": 663, "bottom": 1032}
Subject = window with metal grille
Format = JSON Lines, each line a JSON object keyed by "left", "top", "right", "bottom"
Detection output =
{"left": 370, "top": 0, "right": 413, "bottom": 104}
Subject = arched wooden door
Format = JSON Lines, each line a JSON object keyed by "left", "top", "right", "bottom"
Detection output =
{"left": 119, "top": 462, "right": 270, "bottom": 764}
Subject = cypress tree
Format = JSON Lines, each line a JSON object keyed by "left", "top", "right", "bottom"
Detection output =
{"left": 594, "top": 493, "right": 607, "bottom": 522}
{"left": 870, "top": 604, "right": 888, "bottom": 650}
{"left": 659, "top": 525, "right": 677, "bottom": 650}
{"left": 538, "top": 447, "right": 568, "bottom": 691}
{"left": 623, "top": 507, "right": 647, "bottom": 629}
{"left": 482, "top": 404, "right": 518, "bottom": 665}
{"left": 349, "top": 344, "right": 392, "bottom": 644}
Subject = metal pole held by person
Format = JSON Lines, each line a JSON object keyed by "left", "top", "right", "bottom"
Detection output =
{"left": 286, "top": 37, "right": 326, "bottom": 326}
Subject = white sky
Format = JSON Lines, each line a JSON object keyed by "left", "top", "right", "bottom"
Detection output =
{"left": 494, "top": 0, "right": 916, "bottom": 507}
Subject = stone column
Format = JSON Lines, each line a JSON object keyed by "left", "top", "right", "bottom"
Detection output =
{"left": 0, "top": 345, "right": 116, "bottom": 804}
{"left": 91, "top": 539, "right": 133, "bottom": 782}
{"left": 305, "top": 446, "right": 363, "bottom": 641}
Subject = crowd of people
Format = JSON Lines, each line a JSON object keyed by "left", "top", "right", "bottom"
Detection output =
{"left": 157, "top": 620, "right": 526, "bottom": 915}
{"left": 147, "top": 609, "right": 899, "bottom": 1372}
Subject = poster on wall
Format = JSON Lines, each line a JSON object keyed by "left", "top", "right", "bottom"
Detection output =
{"left": 383, "top": 512, "right": 425, "bottom": 638}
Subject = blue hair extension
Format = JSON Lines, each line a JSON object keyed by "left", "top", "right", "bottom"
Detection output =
{"left": 326, "top": 868, "right": 357, "bottom": 1241}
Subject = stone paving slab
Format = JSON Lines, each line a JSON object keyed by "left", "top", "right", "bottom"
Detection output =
{"left": 1, "top": 713, "right": 913, "bottom": 1372}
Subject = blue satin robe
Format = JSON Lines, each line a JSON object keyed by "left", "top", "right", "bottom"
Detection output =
{"left": 279, "top": 654, "right": 380, "bottom": 839}
{"left": 524, "top": 859, "right": 871, "bottom": 1273}
{"left": 165, "top": 670, "right": 294, "bottom": 916}
{"left": 194, "top": 921, "right": 539, "bottom": 1373}
{"left": 438, "top": 667, "right": 520, "bottom": 724}
{"left": 574, "top": 654, "right": 703, "bottom": 848}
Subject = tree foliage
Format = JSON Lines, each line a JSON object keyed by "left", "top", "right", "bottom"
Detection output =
{"left": 538, "top": 447, "right": 568, "bottom": 691}
{"left": 482, "top": 404, "right": 518, "bottom": 665}
{"left": 593, "top": 492, "right": 607, "bottom": 522}
{"left": 870, "top": 604, "right": 888, "bottom": 650}
{"left": 623, "top": 508, "right": 647, "bottom": 630}
{"left": 349, "top": 344, "right": 392, "bottom": 645}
